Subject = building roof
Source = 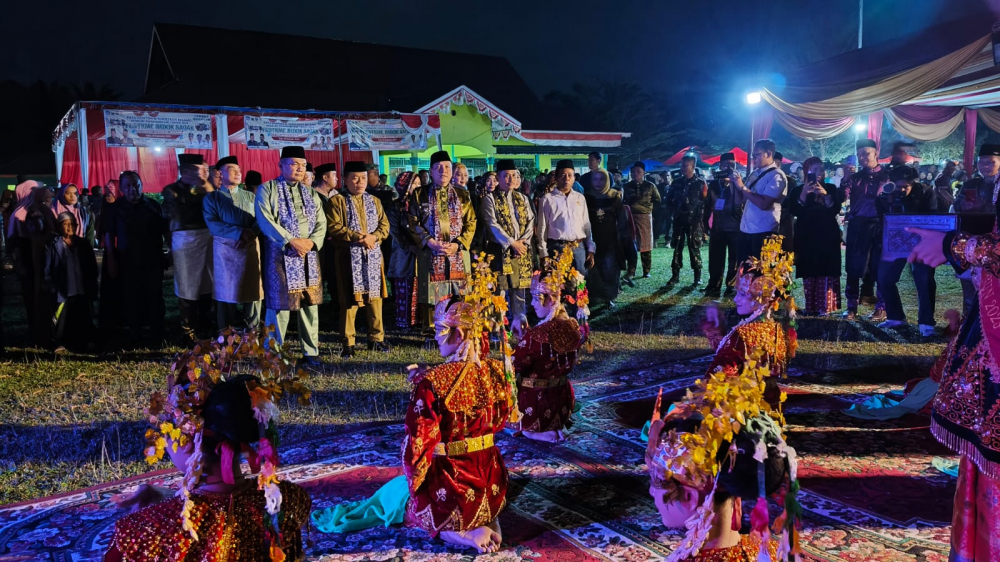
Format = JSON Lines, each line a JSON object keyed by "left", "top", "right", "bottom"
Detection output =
{"left": 142, "top": 23, "right": 596, "bottom": 131}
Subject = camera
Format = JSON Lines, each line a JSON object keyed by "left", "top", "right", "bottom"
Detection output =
{"left": 807, "top": 172, "right": 817, "bottom": 184}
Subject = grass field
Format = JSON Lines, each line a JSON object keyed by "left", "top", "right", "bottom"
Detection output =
{"left": 0, "top": 245, "right": 961, "bottom": 504}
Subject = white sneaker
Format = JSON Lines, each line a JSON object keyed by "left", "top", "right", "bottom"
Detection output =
{"left": 919, "top": 324, "right": 935, "bottom": 337}
{"left": 877, "top": 319, "right": 908, "bottom": 329}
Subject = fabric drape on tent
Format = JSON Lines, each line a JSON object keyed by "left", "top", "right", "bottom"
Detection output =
{"left": 762, "top": 36, "right": 989, "bottom": 120}
{"left": 883, "top": 106, "right": 965, "bottom": 141}
{"left": 965, "top": 109, "right": 980, "bottom": 171}
{"left": 664, "top": 146, "right": 695, "bottom": 166}
{"left": 137, "top": 147, "right": 179, "bottom": 191}
{"left": 774, "top": 112, "right": 857, "bottom": 140}
{"left": 60, "top": 137, "right": 81, "bottom": 187}
{"left": 229, "top": 143, "right": 280, "bottom": 181}
{"left": 978, "top": 107, "right": 1000, "bottom": 133}
{"left": 87, "top": 141, "right": 138, "bottom": 188}
{"left": 867, "top": 111, "right": 884, "bottom": 153}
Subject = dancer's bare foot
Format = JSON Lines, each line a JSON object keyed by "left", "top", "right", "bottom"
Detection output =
{"left": 440, "top": 526, "right": 499, "bottom": 553}
{"left": 487, "top": 518, "right": 502, "bottom": 546}
{"left": 522, "top": 430, "right": 564, "bottom": 443}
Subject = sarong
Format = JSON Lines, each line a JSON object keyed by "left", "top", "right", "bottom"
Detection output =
{"left": 213, "top": 236, "right": 263, "bottom": 304}
{"left": 950, "top": 456, "right": 1000, "bottom": 561}
{"left": 261, "top": 238, "right": 323, "bottom": 311}
{"left": 633, "top": 212, "right": 653, "bottom": 252}
{"left": 171, "top": 228, "right": 213, "bottom": 300}
{"left": 802, "top": 277, "right": 841, "bottom": 315}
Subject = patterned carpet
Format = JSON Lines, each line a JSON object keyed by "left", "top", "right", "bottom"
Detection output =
{"left": 0, "top": 356, "right": 955, "bottom": 561}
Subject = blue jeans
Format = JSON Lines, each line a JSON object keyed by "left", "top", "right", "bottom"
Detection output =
{"left": 877, "top": 258, "right": 936, "bottom": 325}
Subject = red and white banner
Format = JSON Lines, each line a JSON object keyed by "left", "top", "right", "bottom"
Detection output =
{"left": 244, "top": 115, "right": 337, "bottom": 151}
{"left": 104, "top": 110, "right": 212, "bottom": 149}
{"left": 347, "top": 117, "right": 435, "bottom": 151}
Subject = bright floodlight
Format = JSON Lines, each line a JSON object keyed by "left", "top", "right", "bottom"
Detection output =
{"left": 746, "top": 91, "right": 762, "bottom": 105}
{"left": 154, "top": 146, "right": 162, "bottom": 152}
{"left": 854, "top": 122, "right": 867, "bottom": 132}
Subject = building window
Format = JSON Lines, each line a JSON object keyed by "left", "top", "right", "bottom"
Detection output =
{"left": 460, "top": 158, "right": 487, "bottom": 177}
{"left": 388, "top": 157, "right": 430, "bottom": 184}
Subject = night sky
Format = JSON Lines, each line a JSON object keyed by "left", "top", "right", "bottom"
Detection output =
{"left": 6, "top": 0, "right": 992, "bottom": 100}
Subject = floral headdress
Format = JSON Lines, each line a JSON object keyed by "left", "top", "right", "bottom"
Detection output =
{"left": 735, "top": 235, "right": 798, "bottom": 359}
{"left": 433, "top": 252, "right": 520, "bottom": 421}
{"left": 645, "top": 358, "right": 802, "bottom": 561}
{"left": 530, "top": 242, "right": 591, "bottom": 345}
{"left": 144, "top": 326, "right": 311, "bottom": 560}
{"left": 736, "top": 235, "right": 795, "bottom": 311}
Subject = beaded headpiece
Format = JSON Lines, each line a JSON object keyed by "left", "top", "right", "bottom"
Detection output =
{"left": 530, "top": 243, "right": 591, "bottom": 340}
{"left": 646, "top": 358, "right": 801, "bottom": 561}
{"left": 143, "top": 327, "right": 310, "bottom": 560}
{"left": 434, "top": 253, "right": 510, "bottom": 363}
{"left": 432, "top": 252, "right": 521, "bottom": 422}
{"left": 736, "top": 235, "right": 795, "bottom": 311}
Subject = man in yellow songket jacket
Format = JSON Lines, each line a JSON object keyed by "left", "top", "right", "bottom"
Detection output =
{"left": 326, "top": 161, "right": 391, "bottom": 358}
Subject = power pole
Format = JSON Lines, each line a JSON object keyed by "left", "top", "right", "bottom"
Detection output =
{"left": 858, "top": 0, "right": 864, "bottom": 49}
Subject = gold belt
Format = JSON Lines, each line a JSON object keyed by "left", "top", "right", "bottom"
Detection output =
{"left": 433, "top": 433, "right": 495, "bottom": 457}
{"left": 521, "top": 376, "right": 568, "bottom": 389}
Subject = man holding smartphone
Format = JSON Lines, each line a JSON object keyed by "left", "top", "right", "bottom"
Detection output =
{"left": 732, "top": 139, "right": 787, "bottom": 263}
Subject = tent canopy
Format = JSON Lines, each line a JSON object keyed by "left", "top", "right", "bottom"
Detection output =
{"left": 759, "top": 12, "right": 1000, "bottom": 168}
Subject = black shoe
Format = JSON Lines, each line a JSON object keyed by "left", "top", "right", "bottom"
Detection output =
{"left": 622, "top": 276, "right": 635, "bottom": 288}
{"left": 300, "top": 355, "right": 324, "bottom": 367}
{"left": 842, "top": 309, "right": 857, "bottom": 321}
{"left": 368, "top": 341, "right": 391, "bottom": 353}
{"left": 340, "top": 345, "right": 356, "bottom": 358}
{"left": 642, "top": 272, "right": 651, "bottom": 279}
{"left": 704, "top": 286, "right": 721, "bottom": 297}
{"left": 692, "top": 274, "right": 701, "bottom": 287}
{"left": 723, "top": 288, "right": 734, "bottom": 298}
{"left": 860, "top": 295, "right": 879, "bottom": 305}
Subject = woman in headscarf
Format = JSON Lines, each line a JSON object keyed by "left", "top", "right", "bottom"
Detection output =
{"left": 787, "top": 157, "right": 844, "bottom": 316}
{"left": 8, "top": 182, "right": 57, "bottom": 345}
{"left": 52, "top": 184, "right": 94, "bottom": 246}
{"left": 387, "top": 171, "right": 422, "bottom": 330}
{"left": 584, "top": 169, "right": 627, "bottom": 307}
{"left": 470, "top": 171, "right": 498, "bottom": 253}
{"left": 97, "top": 178, "right": 125, "bottom": 334}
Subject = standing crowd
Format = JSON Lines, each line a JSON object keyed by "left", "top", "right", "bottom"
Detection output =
{"left": 5, "top": 135, "right": 990, "bottom": 355}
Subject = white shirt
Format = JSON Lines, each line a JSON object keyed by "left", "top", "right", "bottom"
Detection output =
{"left": 535, "top": 188, "right": 595, "bottom": 257}
{"left": 740, "top": 163, "right": 787, "bottom": 234}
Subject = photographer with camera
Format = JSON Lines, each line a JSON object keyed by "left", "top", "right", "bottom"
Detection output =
{"left": 875, "top": 165, "right": 938, "bottom": 336}
{"left": 702, "top": 153, "right": 742, "bottom": 296}
{"left": 787, "top": 157, "right": 844, "bottom": 315}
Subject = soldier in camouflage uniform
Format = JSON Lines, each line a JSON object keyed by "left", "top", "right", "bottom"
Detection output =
{"left": 666, "top": 155, "right": 707, "bottom": 286}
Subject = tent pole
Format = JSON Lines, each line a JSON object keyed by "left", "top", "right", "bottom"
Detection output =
{"left": 215, "top": 113, "right": 229, "bottom": 159}
{"left": 78, "top": 105, "right": 90, "bottom": 190}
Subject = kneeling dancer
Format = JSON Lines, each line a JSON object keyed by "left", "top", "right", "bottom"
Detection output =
{"left": 703, "top": 235, "right": 796, "bottom": 409}
{"left": 312, "top": 256, "right": 518, "bottom": 554}
{"left": 514, "top": 242, "right": 590, "bottom": 442}
{"left": 646, "top": 360, "right": 803, "bottom": 561}
{"left": 105, "top": 328, "right": 312, "bottom": 560}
